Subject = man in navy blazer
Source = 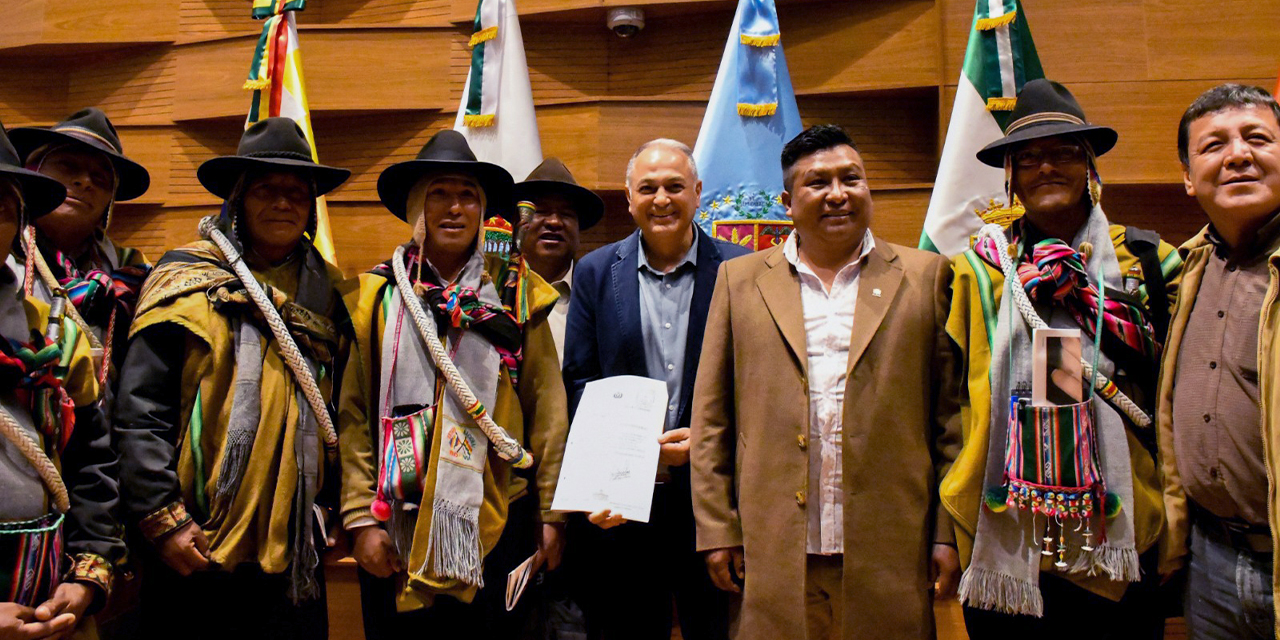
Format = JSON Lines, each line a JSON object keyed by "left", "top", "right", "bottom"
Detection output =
{"left": 562, "top": 138, "right": 748, "bottom": 640}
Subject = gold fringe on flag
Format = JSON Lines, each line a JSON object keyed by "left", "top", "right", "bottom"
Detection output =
{"left": 737, "top": 103, "right": 778, "bottom": 117}
{"left": 469, "top": 26, "right": 498, "bottom": 47}
{"left": 975, "top": 10, "right": 1017, "bottom": 30}
{"left": 464, "top": 113, "right": 496, "bottom": 127}
{"left": 243, "top": 78, "right": 271, "bottom": 90}
{"left": 739, "top": 33, "right": 780, "bottom": 47}
{"left": 985, "top": 97, "right": 1017, "bottom": 111}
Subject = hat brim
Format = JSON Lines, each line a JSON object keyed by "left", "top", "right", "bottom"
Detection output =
{"left": 9, "top": 127, "right": 152, "bottom": 201}
{"left": 0, "top": 164, "right": 67, "bottom": 220}
{"left": 976, "top": 122, "right": 1118, "bottom": 168}
{"left": 513, "top": 180, "right": 605, "bottom": 230}
{"left": 197, "top": 156, "right": 351, "bottom": 201}
{"left": 377, "top": 159, "right": 515, "bottom": 223}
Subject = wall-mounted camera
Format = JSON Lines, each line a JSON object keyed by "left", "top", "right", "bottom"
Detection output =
{"left": 606, "top": 7, "right": 645, "bottom": 38}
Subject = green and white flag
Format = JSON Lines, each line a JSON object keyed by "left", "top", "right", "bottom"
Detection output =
{"left": 454, "top": 0, "right": 542, "bottom": 182}
{"left": 919, "top": 0, "right": 1043, "bottom": 257}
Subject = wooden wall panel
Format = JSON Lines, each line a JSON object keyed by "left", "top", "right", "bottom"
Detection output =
{"left": 174, "top": 30, "right": 454, "bottom": 121}
{"left": 314, "top": 112, "right": 454, "bottom": 203}
{"left": 312, "top": 0, "right": 453, "bottom": 27}
{"left": 524, "top": 26, "right": 610, "bottom": 103}
{"left": 0, "top": 0, "right": 175, "bottom": 50}
{"left": 799, "top": 90, "right": 939, "bottom": 187}
{"left": 786, "top": 0, "right": 940, "bottom": 93}
{"left": 595, "top": 101, "right": 705, "bottom": 190}
{"left": 1145, "top": 0, "right": 1280, "bottom": 81}
{"left": 536, "top": 104, "right": 604, "bottom": 185}
{"left": 606, "top": 14, "right": 725, "bottom": 99}
{"left": 178, "top": 0, "right": 258, "bottom": 43}
{"left": 115, "top": 127, "right": 175, "bottom": 205}
{"left": 68, "top": 49, "right": 176, "bottom": 126}
{"left": 0, "top": 59, "right": 67, "bottom": 126}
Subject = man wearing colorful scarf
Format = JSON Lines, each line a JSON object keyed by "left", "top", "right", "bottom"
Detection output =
{"left": 337, "top": 130, "right": 569, "bottom": 639}
{"left": 1158, "top": 84, "right": 1280, "bottom": 640}
{"left": 0, "top": 122, "right": 123, "bottom": 639}
{"left": 113, "top": 118, "right": 351, "bottom": 640}
{"left": 9, "top": 108, "right": 152, "bottom": 405}
{"left": 941, "top": 79, "right": 1183, "bottom": 637}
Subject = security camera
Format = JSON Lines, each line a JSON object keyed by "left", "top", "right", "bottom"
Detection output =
{"left": 606, "top": 7, "right": 645, "bottom": 38}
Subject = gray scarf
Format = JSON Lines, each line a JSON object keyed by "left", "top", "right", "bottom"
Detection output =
{"left": 958, "top": 207, "right": 1140, "bottom": 616}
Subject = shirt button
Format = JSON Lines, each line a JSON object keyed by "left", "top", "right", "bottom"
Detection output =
{"left": 664, "top": 322, "right": 671, "bottom": 329}
{"left": 1209, "top": 361, "right": 1217, "bottom": 370}
{"left": 1203, "top": 414, "right": 1212, "bottom": 423}
{"left": 665, "top": 283, "right": 672, "bottom": 289}
{"left": 667, "top": 363, "right": 675, "bottom": 371}
{"left": 797, "top": 434, "right": 808, "bottom": 450}
{"left": 668, "top": 404, "right": 675, "bottom": 411}
{"left": 1228, "top": 265, "right": 1237, "bottom": 273}
{"left": 1218, "top": 310, "right": 1225, "bottom": 319}
{"left": 795, "top": 491, "right": 806, "bottom": 507}
{"left": 1210, "top": 467, "right": 1221, "bottom": 481}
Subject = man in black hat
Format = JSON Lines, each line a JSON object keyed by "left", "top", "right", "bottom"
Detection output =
{"left": 1157, "top": 83, "right": 1280, "bottom": 640}
{"left": 336, "top": 129, "right": 569, "bottom": 639}
{"left": 113, "top": 117, "right": 351, "bottom": 640}
{"left": 514, "top": 157, "right": 605, "bottom": 365}
{"left": 0, "top": 122, "right": 124, "bottom": 639}
{"left": 10, "top": 108, "right": 153, "bottom": 401}
{"left": 941, "top": 79, "right": 1182, "bottom": 637}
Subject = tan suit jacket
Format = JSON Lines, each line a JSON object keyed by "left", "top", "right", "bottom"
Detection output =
{"left": 691, "top": 238, "right": 963, "bottom": 640}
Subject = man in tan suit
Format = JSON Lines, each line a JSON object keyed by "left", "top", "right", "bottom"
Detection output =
{"left": 690, "top": 124, "right": 963, "bottom": 640}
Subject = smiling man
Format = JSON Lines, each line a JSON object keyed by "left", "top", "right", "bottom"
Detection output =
{"left": 1157, "top": 84, "right": 1280, "bottom": 640}
{"left": 690, "top": 124, "right": 963, "bottom": 640}
{"left": 942, "top": 80, "right": 1182, "bottom": 638}
{"left": 514, "top": 157, "right": 604, "bottom": 365}
{"left": 562, "top": 138, "right": 747, "bottom": 640}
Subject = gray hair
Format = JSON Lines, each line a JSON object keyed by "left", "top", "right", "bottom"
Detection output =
{"left": 625, "top": 138, "right": 698, "bottom": 186}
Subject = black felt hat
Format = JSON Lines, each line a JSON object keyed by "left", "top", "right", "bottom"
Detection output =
{"left": 377, "top": 130, "right": 515, "bottom": 222}
{"left": 513, "top": 157, "right": 604, "bottom": 230}
{"left": 0, "top": 123, "right": 66, "bottom": 220}
{"left": 9, "top": 107, "right": 151, "bottom": 201}
{"left": 976, "top": 79, "right": 1119, "bottom": 168}
{"left": 197, "top": 118, "right": 350, "bottom": 200}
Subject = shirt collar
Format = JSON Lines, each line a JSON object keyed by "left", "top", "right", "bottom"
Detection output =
{"left": 1205, "top": 210, "right": 1280, "bottom": 266}
{"left": 783, "top": 228, "right": 875, "bottom": 271}
{"left": 552, "top": 261, "right": 574, "bottom": 296}
{"left": 638, "top": 228, "right": 699, "bottom": 274}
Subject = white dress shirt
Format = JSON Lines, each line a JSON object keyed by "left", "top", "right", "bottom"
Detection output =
{"left": 547, "top": 261, "right": 574, "bottom": 366}
{"left": 782, "top": 229, "right": 875, "bottom": 556}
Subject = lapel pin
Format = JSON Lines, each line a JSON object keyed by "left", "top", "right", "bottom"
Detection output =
{"left": 872, "top": 288, "right": 882, "bottom": 297}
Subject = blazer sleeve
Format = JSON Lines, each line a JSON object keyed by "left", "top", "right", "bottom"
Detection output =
{"left": 562, "top": 256, "right": 603, "bottom": 419}
{"left": 690, "top": 260, "right": 743, "bottom": 551}
{"left": 929, "top": 255, "right": 964, "bottom": 545}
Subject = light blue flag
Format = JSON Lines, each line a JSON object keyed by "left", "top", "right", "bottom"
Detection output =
{"left": 692, "top": 0, "right": 803, "bottom": 249}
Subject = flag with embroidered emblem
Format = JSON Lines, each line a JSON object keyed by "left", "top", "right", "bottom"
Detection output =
{"left": 242, "top": 0, "right": 338, "bottom": 263}
{"left": 692, "top": 0, "right": 803, "bottom": 250}
{"left": 454, "top": 0, "right": 542, "bottom": 184}
{"left": 919, "top": 0, "right": 1044, "bottom": 257}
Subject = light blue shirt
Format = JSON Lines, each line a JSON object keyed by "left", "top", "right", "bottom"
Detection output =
{"left": 637, "top": 231, "right": 699, "bottom": 430}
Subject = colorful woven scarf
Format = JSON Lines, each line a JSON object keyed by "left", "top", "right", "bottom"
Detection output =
{"left": 42, "top": 243, "right": 149, "bottom": 328}
{"left": 0, "top": 330, "right": 74, "bottom": 454}
{"left": 373, "top": 245, "right": 525, "bottom": 388}
{"left": 974, "top": 234, "right": 1161, "bottom": 366}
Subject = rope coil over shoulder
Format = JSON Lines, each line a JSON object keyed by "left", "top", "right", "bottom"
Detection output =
{"left": 976, "top": 223, "right": 1151, "bottom": 427}
{"left": 390, "top": 245, "right": 533, "bottom": 469}
{"left": 198, "top": 215, "right": 339, "bottom": 460}
{"left": 0, "top": 407, "right": 69, "bottom": 514}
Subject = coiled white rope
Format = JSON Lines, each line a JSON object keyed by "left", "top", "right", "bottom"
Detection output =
{"left": 977, "top": 223, "right": 1151, "bottom": 427}
{"left": 390, "top": 245, "right": 533, "bottom": 468}
{"left": 198, "top": 216, "right": 339, "bottom": 460}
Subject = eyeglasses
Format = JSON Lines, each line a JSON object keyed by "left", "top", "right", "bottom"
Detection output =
{"left": 1012, "top": 145, "right": 1086, "bottom": 168}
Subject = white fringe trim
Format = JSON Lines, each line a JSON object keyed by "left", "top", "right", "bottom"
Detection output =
{"left": 421, "top": 499, "right": 484, "bottom": 587}
{"left": 957, "top": 567, "right": 1044, "bottom": 617}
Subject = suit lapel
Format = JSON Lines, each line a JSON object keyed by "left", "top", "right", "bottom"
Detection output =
{"left": 611, "top": 230, "right": 646, "bottom": 375}
{"left": 756, "top": 246, "right": 808, "bottom": 375}
{"left": 676, "top": 227, "right": 721, "bottom": 428}
{"left": 847, "top": 239, "right": 903, "bottom": 374}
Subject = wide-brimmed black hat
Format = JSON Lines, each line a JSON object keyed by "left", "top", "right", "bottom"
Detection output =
{"left": 9, "top": 107, "right": 151, "bottom": 201}
{"left": 513, "top": 157, "right": 604, "bottom": 231}
{"left": 977, "top": 79, "right": 1118, "bottom": 168}
{"left": 377, "top": 130, "right": 515, "bottom": 222}
{"left": 0, "top": 124, "right": 66, "bottom": 220}
{"left": 197, "top": 118, "right": 350, "bottom": 200}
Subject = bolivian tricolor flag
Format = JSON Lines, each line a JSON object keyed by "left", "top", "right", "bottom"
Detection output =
{"left": 243, "top": 0, "right": 338, "bottom": 264}
{"left": 919, "top": 0, "right": 1044, "bottom": 257}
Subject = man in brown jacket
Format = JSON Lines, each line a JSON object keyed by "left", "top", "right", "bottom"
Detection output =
{"left": 690, "top": 124, "right": 964, "bottom": 640}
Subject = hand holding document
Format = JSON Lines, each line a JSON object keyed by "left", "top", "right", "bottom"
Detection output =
{"left": 550, "top": 375, "right": 668, "bottom": 523}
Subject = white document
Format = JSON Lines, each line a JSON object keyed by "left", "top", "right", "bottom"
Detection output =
{"left": 550, "top": 375, "right": 668, "bottom": 523}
